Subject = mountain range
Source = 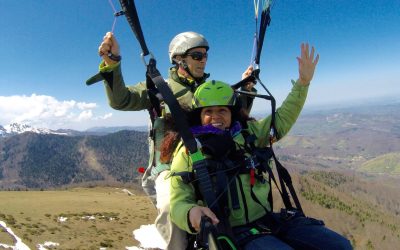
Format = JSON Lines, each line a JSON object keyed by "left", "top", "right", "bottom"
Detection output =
{"left": 0, "top": 123, "right": 147, "bottom": 138}
{"left": 0, "top": 123, "right": 70, "bottom": 137}
{"left": 0, "top": 102, "right": 399, "bottom": 190}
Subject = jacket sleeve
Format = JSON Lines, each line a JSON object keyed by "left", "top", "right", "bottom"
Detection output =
{"left": 249, "top": 80, "right": 309, "bottom": 146}
{"left": 169, "top": 146, "right": 198, "bottom": 234}
{"left": 87, "top": 62, "right": 151, "bottom": 111}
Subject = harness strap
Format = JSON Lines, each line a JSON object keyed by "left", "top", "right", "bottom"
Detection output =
{"left": 215, "top": 168, "right": 230, "bottom": 214}
{"left": 147, "top": 58, "right": 199, "bottom": 153}
{"left": 254, "top": 149, "right": 293, "bottom": 210}
{"left": 271, "top": 150, "right": 304, "bottom": 213}
{"left": 249, "top": 185, "right": 269, "bottom": 214}
{"left": 223, "top": 158, "right": 241, "bottom": 210}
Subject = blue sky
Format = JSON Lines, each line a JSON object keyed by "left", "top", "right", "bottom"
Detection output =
{"left": 1, "top": 0, "right": 399, "bottom": 130}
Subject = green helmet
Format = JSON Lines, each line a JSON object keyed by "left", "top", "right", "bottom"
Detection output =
{"left": 193, "top": 80, "right": 236, "bottom": 109}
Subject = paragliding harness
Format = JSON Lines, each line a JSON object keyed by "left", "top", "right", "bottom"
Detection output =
{"left": 99, "top": 1, "right": 314, "bottom": 249}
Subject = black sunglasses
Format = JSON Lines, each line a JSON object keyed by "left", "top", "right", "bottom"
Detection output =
{"left": 185, "top": 51, "right": 208, "bottom": 61}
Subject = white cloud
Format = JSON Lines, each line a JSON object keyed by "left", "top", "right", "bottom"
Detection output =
{"left": 0, "top": 94, "right": 112, "bottom": 130}
{"left": 97, "top": 113, "right": 113, "bottom": 120}
{"left": 77, "top": 110, "right": 94, "bottom": 121}
{"left": 77, "top": 102, "right": 97, "bottom": 110}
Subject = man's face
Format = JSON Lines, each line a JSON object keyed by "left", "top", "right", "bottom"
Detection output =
{"left": 181, "top": 47, "right": 208, "bottom": 78}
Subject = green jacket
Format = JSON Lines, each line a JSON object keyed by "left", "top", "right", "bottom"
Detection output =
{"left": 169, "top": 81, "right": 309, "bottom": 234}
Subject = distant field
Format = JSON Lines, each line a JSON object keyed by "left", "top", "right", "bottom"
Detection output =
{"left": 360, "top": 152, "right": 400, "bottom": 174}
{"left": 0, "top": 186, "right": 157, "bottom": 249}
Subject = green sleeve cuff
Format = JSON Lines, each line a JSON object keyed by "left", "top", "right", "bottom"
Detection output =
{"left": 99, "top": 61, "right": 120, "bottom": 72}
{"left": 291, "top": 79, "right": 310, "bottom": 90}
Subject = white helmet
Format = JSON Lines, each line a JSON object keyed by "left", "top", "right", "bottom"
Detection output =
{"left": 168, "top": 31, "right": 209, "bottom": 63}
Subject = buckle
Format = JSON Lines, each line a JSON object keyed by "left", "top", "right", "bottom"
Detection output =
{"left": 245, "top": 156, "right": 259, "bottom": 169}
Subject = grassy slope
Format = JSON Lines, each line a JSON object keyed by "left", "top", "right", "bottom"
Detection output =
{"left": 0, "top": 187, "right": 157, "bottom": 249}
{"left": 359, "top": 152, "right": 400, "bottom": 174}
{"left": 1, "top": 176, "right": 399, "bottom": 250}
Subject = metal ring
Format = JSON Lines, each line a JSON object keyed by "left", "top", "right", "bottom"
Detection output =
{"left": 141, "top": 52, "right": 154, "bottom": 66}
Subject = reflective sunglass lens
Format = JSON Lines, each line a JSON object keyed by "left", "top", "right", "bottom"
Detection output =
{"left": 187, "top": 52, "right": 207, "bottom": 61}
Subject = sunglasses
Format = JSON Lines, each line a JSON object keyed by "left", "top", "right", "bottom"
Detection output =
{"left": 185, "top": 51, "right": 208, "bottom": 61}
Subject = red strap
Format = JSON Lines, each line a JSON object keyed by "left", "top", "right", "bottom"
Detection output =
{"left": 250, "top": 168, "right": 255, "bottom": 186}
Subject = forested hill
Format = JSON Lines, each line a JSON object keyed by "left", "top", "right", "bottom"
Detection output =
{"left": 0, "top": 130, "right": 148, "bottom": 189}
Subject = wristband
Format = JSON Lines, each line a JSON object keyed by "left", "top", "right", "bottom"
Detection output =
{"left": 108, "top": 53, "right": 121, "bottom": 62}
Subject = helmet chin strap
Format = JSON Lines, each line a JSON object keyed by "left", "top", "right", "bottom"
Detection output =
{"left": 174, "top": 58, "right": 206, "bottom": 85}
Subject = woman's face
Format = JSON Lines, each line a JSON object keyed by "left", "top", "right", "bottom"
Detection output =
{"left": 200, "top": 106, "right": 232, "bottom": 130}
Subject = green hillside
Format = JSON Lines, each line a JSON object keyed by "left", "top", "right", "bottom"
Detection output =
{"left": 359, "top": 152, "right": 400, "bottom": 174}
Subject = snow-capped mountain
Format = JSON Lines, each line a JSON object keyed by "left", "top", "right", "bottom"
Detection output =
{"left": 0, "top": 123, "right": 69, "bottom": 137}
{"left": 0, "top": 125, "right": 6, "bottom": 136}
{"left": 0, "top": 123, "right": 138, "bottom": 138}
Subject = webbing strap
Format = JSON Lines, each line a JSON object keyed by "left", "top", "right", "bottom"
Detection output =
{"left": 118, "top": 0, "right": 149, "bottom": 56}
{"left": 231, "top": 75, "right": 256, "bottom": 90}
{"left": 146, "top": 58, "right": 198, "bottom": 154}
{"left": 249, "top": 147, "right": 289, "bottom": 209}
{"left": 193, "top": 160, "right": 219, "bottom": 211}
{"left": 271, "top": 150, "right": 303, "bottom": 213}
{"left": 233, "top": 69, "right": 278, "bottom": 140}
{"left": 194, "top": 160, "right": 236, "bottom": 241}
{"left": 224, "top": 159, "right": 241, "bottom": 210}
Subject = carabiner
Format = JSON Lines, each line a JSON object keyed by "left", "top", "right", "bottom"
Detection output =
{"left": 141, "top": 52, "right": 154, "bottom": 67}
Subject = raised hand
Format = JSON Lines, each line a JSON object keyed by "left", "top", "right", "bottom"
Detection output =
{"left": 98, "top": 32, "right": 121, "bottom": 66}
{"left": 241, "top": 65, "right": 255, "bottom": 91}
{"left": 297, "top": 43, "right": 319, "bottom": 86}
